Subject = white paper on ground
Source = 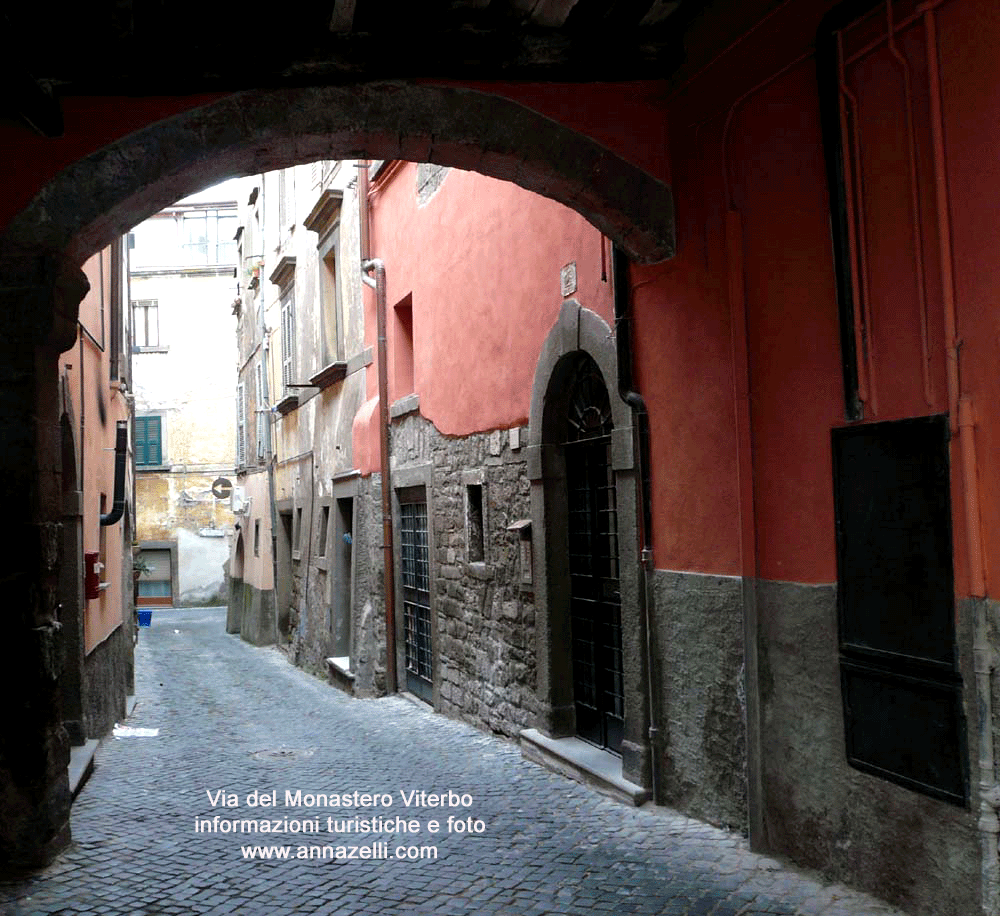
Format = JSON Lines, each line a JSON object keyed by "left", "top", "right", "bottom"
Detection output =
{"left": 112, "top": 725, "right": 160, "bottom": 738}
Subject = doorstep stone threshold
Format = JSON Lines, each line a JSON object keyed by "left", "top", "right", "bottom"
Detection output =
{"left": 68, "top": 695, "right": 139, "bottom": 799}
{"left": 520, "top": 728, "right": 650, "bottom": 807}
{"left": 325, "top": 657, "right": 356, "bottom": 694}
{"left": 68, "top": 739, "right": 99, "bottom": 798}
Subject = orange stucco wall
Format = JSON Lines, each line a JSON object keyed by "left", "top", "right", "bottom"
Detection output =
{"left": 61, "top": 247, "right": 131, "bottom": 653}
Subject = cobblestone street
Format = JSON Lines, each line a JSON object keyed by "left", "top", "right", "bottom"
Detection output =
{"left": 2, "top": 608, "right": 910, "bottom": 916}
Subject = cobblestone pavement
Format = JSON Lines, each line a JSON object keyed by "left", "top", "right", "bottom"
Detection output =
{"left": 2, "top": 608, "right": 911, "bottom": 916}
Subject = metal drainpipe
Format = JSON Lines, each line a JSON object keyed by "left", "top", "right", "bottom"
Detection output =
{"left": 100, "top": 421, "right": 128, "bottom": 526}
{"left": 921, "top": 9, "right": 998, "bottom": 910}
{"left": 359, "top": 160, "right": 397, "bottom": 694}
{"left": 611, "top": 244, "right": 660, "bottom": 802}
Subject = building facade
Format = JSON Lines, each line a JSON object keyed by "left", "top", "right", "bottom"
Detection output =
{"left": 227, "top": 161, "right": 371, "bottom": 664}
{"left": 130, "top": 185, "right": 239, "bottom": 607}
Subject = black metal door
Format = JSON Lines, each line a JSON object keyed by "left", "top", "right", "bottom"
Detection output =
{"left": 400, "top": 497, "right": 433, "bottom": 703}
{"left": 566, "top": 357, "right": 624, "bottom": 753}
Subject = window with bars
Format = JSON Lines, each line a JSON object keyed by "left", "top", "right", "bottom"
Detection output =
{"left": 400, "top": 492, "right": 433, "bottom": 703}
{"left": 135, "top": 415, "right": 163, "bottom": 467}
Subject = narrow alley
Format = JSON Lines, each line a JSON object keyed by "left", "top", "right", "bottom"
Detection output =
{"left": 3, "top": 609, "right": 907, "bottom": 916}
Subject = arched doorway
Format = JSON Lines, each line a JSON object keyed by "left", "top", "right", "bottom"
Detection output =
{"left": 564, "top": 353, "right": 624, "bottom": 752}
{"left": 226, "top": 532, "right": 245, "bottom": 635}
{"left": 528, "top": 301, "right": 648, "bottom": 787}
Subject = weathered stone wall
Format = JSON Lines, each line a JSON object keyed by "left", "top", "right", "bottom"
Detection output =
{"left": 280, "top": 412, "right": 538, "bottom": 740}
{"left": 238, "top": 581, "right": 276, "bottom": 647}
{"left": 391, "top": 414, "right": 538, "bottom": 739}
{"left": 283, "top": 473, "right": 386, "bottom": 695}
{"left": 82, "top": 623, "right": 133, "bottom": 740}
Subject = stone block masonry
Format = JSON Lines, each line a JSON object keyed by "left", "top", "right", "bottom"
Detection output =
{"left": 389, "top": 413, "right": 539, "bottom": 739}
{"left": 283, "top": 411, "right": 538, "bottom": 742}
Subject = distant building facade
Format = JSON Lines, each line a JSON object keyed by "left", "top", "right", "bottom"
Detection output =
{"left": 228, "top": 161, "right": 370, "bottom": 665}
{"left": 130, "top": 186, "right": 240, "bottom": 607}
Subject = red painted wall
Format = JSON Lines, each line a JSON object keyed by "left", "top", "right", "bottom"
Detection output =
{"left": 436, "top": 81, "right": 672, "bottom": 189}
{"left": 632, "top": 0, "right": 1000, "bottom": 596}
{"left": 358, "top": 162, "right": 615, "bottom": 457}
{"left": 937, "top": 0, "right": 1000, "bottom": 598}
{"left": 0, "top": 96, "right": 218, "bottom": 230}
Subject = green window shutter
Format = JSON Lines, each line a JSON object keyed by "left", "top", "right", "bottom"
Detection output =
{"left": 136, "top": 416, "right": 162, "bottom": 466}
{"left": 135, "top": 416, "right": 148, "bottom": 466}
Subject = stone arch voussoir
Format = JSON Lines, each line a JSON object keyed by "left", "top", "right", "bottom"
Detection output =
{"left": 3, "top": 84, "right": 674, "bottom": 270}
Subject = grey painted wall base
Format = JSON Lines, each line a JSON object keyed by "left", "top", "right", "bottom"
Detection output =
{"left": 652, "top": 569, "right": 746, "bottom": 832}
{"left": 238, "top": 582, "right": 276, "bottom": 647}
{"left": 755, "top": 578, "right": 979, "bottom": 916}
{"left": 648, "top": 570, "right": 980, "bottom": 916}
{"left": 226, "top": 576, "right": 244, "bottom": 634}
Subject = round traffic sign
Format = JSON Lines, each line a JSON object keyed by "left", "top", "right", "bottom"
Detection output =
{"left": 211, "top": 477, "right": 233, "bottom": 500}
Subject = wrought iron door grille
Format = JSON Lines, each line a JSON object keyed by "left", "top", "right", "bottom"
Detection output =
{"left": 400, "top": 499, "right": 433, "bottom": 702}
{"left": 565, "top": 355, "right": 624, "bottom": 754}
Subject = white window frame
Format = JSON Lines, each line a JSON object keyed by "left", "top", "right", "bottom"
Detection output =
{"left": 281, "top": 291, "right": 296, "bottom": 396}
{"left": 132, "top": 299, "right": 160, "bottom": 349}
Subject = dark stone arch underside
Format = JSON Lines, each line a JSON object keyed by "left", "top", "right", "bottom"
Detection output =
{"left": 4, "top": 83, "right": 674, "bottom": 269}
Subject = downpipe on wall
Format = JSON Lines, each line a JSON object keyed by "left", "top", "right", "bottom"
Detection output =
{"left": 918, "top": 8, "right": 999, "bottom": 910}
{"left": 359, "top": 159, "right": 397, "bottom": 694}
{"left": 611, "top": 244, "right": 660, "bottom": 803}
{"left": 361, "top": 256, "right": 396, "bottom": 695}
{"left": 100, "top": 421, "right": 128, "bottom": 527}
{"left": 255, "top": 171, "right": 281, "bottom": 647}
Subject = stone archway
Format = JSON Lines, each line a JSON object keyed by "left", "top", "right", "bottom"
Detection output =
{"left": 2, "top": 83, "right": 674, "bottom": 271}
{"left": 0, "top": 81, "right": 674, "bottom": 869}
{"left": 527, "top": 300, "right": 649, "bottom": 789}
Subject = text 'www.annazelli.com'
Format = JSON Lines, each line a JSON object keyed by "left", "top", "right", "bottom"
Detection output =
{"left": 241, "top": 843, "right": 438, "bottom": 861}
